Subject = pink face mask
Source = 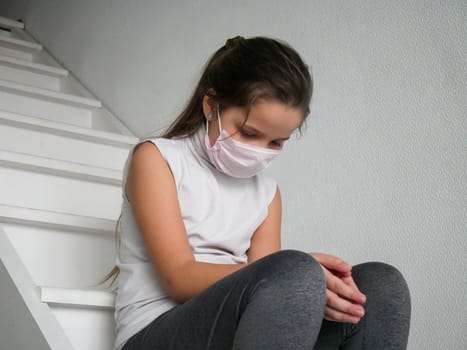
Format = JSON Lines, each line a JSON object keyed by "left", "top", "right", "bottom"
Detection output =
{"left": 204, "top": 110, "right": 281, "bottom": 178}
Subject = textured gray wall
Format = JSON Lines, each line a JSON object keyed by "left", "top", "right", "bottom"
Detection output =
{"left": 1, "top": 1, "right": 465, "bottom": 349}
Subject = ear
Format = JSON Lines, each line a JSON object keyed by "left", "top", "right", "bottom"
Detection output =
{"left": 202, "top": 94, "right": 217, "bottom": 120}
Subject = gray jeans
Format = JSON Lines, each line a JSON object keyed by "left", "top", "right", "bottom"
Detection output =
{"left": 123, "top": 250, "right": 411, "bottom": 349}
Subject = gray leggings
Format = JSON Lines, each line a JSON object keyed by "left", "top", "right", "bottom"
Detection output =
{"left": 123, "top": 250, "right": 411, "bottom": 350}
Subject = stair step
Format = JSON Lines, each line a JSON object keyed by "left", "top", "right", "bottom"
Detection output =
{"left": 0, "top": 87, "right": 93, "bottom": 127}
{"left": 1, "top": 88, "right": 127, "bottom": 130}
{"left": 0, "top": 62, "right": 61, "bottom": 91}
{"left": 0, "top": 112, "right": 135, "bottom": 170}
{"left": 0, "top": 34, "right": 42, "bottom": 52}
{"left": 0, "top": 28, "right": 10, "bottom": 37}
{"left": 0, "top": 53, "right": 103, "bottom": 95}
{"left": 0, "top": 16, "right": 25, "bottom": 30}
{"left": 40, "top": 287, "right": 115, "bottom": 310}
{"left": 0, "top": 79, "right": 110, "bottom": 129}
{"left": 3, "top": 218, "right": 117, "bottom": 288}
{"left": 0, "top": 79, "right": 101, "bottom": 108}
{"left": 0, "top": 53, "right": 68, "bottom": 76}
{"left": 0, "top": 44, "right": 33, "bottom": 61}
{"left": 0, "top": 149, "right": 122, "bottom": 185}
{"left": 1, "top": 166, "right": 121, "bottom": 220}
{"left": 0, "top": 204, "right": 116, "bottom": 235}
{"left": 0, "top": 110, "right": 137, "bottom": 147}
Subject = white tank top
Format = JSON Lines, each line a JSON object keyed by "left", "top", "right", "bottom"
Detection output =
{"left": 113, "top": 126, "right": 277, "bottom": 350}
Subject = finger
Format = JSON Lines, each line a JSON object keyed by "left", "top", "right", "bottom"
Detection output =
{"left": 325, "top": 289, "right": 365, "bottom": 319}
{"left": 323, "top": 268, "right": 366, "bottom": 304}
{"left": 310, "top": 252, "right": 352, "bottom": 276}
{"left": 342, "top": 276, "right": 367, "bottom": 304}
{"left": 324, "top": 306, "right": 362, "bottom": 324}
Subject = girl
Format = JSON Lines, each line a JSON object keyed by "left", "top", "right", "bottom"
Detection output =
{"left": 112, "top": 36, "right": 411, "bottom": 350}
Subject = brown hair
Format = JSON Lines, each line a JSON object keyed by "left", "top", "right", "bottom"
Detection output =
{"left": 163, "top": 36, "right": 313, "bottom": 139}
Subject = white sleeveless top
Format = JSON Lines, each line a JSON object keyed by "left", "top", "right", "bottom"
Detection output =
{"left": 113, "top": 126, "right": 277, "bottom": 350}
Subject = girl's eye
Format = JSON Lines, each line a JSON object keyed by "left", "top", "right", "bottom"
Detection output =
{"left": 240, "top": 131, "right": 256, "bottom": 138}
{"left": 240, "top": 130, "right": 284, "bottom": 149}
{"left": 271, "top": 140, "right": 284, "bottom": 148}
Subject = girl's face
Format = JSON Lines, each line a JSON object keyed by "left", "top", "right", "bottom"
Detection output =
{"left": 205, "top": 98, "right": 303, "bottom": 150}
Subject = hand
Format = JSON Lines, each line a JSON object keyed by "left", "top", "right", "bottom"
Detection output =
{"left": 310, "top": 253, "right": 366, "bottom": 324}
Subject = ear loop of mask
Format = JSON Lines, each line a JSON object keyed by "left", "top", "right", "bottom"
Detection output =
{"left": 206, "top": 105, "right": 223, "bottom": 139}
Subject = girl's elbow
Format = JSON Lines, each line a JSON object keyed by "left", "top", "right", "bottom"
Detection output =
{"left": 162, "top": 275, "right": 191, "bottom": 303}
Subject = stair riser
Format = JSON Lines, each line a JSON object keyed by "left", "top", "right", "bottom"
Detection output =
{"left": 0, "top": 167, "right": 122, "bottom": 219}
{"left": 0, "top": 89, "right": 93, "bottom": 127}
{"left": 51, "top": 306, "right": 115, "bottom": 350}
{"left": 0, "top": 124, "right": 131, "bottom": 170}
{"left": 0, "top": 55, "right": 68, "bottom": 77}
{"left": 0, "top": 45, "right": 33, "bottom": 61}
{"left": 0, "top": 64, "right": 61, "bottom": 91}
{"left": 0, "top": 29, "right": 10, "bottom": 38}
{"left": 0, "top": 37, "right": 41, "bottom": 52}
{"left": 0, "top": 89, "right": 125, "bottom": 134}
{"left": 0, "top": 18, "right": 24, "bottom": 31}
{"left": 3, "top": 223, "right": 116, "bottom": 288}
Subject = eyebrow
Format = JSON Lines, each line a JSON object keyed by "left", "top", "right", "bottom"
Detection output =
{"left": 241, "top": 124, "right": 291, "bottom": 141}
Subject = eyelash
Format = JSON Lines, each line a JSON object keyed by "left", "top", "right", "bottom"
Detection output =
{"left": 240, "top": 131, "right": 283, "bottom": 147}
{"left": 240, "top": 131, "right": 256, "bottom": 138}
{"left": 271, "top": 140, "right": 283, "bottom": 147}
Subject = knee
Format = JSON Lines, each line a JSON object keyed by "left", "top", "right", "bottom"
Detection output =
{"left": 353, "top": 262, "right": 411, "bottom": 307}
{"left": 261, "top": 250, "right": 326, "bottom": 293}
{"left": 246, "top": 251, "right": 326, "bottom": 327}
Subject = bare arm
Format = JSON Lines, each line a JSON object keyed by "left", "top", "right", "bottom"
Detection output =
{"left": 126, "top": 142, "right": 244, "bottom": 303}
{"left": 247, "top": 186, "right": 282, "bottom": 263}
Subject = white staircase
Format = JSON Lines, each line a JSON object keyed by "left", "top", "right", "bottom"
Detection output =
{"left": 0, "top": 16, "right": 137, "bottom": 349}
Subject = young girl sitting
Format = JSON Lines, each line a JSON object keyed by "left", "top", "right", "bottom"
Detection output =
{"left": 112, "top": 36, "right": 411, "bottom": 350}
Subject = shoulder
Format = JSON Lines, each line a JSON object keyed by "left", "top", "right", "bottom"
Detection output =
{"left": 138, "top": 137, "right": 188, "bottom": 158}
{"left": 123, "top": 137, "right": 188, "bottom": 189}
{"left": 131, "top": 140, "right": 163, "bottom": 161}
{"left": 127, "top": 137, "right": 191, "bottom": 171}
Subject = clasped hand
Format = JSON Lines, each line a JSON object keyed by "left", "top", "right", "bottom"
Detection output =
{"left": 309, "top": 253, "right": 367, "bottom": 324}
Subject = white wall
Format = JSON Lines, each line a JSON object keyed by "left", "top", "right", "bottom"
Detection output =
{"left": 2, "top": 1, "right": 465, "bottom": 349}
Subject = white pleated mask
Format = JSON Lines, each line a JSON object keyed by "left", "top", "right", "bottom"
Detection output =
{"left": 204, "top": 112, "right": 281, "bottom": 178}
